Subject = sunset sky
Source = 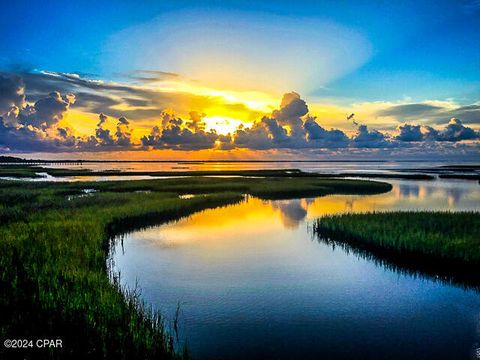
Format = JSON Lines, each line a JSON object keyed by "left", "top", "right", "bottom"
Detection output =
{"left": 0, "top": 0, "right": 479, "bottom": 160}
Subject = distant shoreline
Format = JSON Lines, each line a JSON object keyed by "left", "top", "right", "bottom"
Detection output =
{"left": 1, "top": 155, "right": 479, "bottom": 164}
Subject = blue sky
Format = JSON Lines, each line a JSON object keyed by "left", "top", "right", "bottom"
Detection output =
{"left": 2, "top": 0, "right": 479, "bottom": 103}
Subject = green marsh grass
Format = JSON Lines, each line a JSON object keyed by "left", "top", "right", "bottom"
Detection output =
{"left": 314, "top": 211, "right": 480, "bottom": 287}
{"left": 0, "top": 176, "right": 391, "bottom": 359}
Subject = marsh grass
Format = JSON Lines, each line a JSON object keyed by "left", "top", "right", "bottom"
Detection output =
{"left": 0, "top": 176, "right": 391, "bottom": 359}
{"left": 313, "top": 211, "right": 480, "bottom": 287}
{"left": 0, "top": 165, "right": 42, "bottom": 178}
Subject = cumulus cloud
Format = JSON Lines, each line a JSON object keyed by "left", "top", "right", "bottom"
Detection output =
{"left": 395, "top": 124, "right": 426, "bottom": 142}
{"left": 303, "top": 117, "right": 349, "bottom": 148}
{"left": 0, "top": 74, "right": 25, "bottom": 114}
{"left": 352, "top": 124, "right": 393, "bottom": 148}
{"left": 232, "top": 93, "right": 350, "bottom": 150}
{"left": 436, "top": 118, "right": 479, "bottom": 141}
{"left": 187, "top": 111, "right": 207, "bottom": 132}
{"left": 141, "top": 111, "right": 219, "bottom": 150}
{"left": 19, "top": 91, "right": 75, "bottom": 128}
{"left": 93, "top": 114, "right": 115, "bottom": 147}
{"left": 395, "top": 118, "right": 479, "bottom": 142}
{"left": 0, "top": 71, "right": 478, "bottom": 157}
{"left": 0, "top": 76, "right": 77, "bottom": 151}
{"left": 79, "top": 114, "right": 133, "bottom": 149}
{"left": 98, "top": 112, "right": 108, "bottom": 127}
{"left": 217, "top": 93, "right": 478, "bottom": 151}
{"left": 115, "top": 117, "right": 132, "bottom": 146}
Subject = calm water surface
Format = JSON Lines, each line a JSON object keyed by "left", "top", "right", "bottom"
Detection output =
{"left": 112, "top": 178, "right": 480, "bottom": 360}
{"left": 3, "top": 160, "right": 477, "bottom": 181}
{"left": 42, "top": 160, "right": 479, "bottom": 174}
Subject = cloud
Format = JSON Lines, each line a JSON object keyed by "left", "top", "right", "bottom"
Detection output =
{"left": 0, "top": 74, "right": 26, "bottom": 114}
{"left": 395, "top": 118, "right": 479, "bottom": 142}
{"left": 304, "top": 117, "right": 349, "bottom": 148}
{"left": 273, "top": 92, "right": 308, "bottom": 122}
{"left": 375, "top": 100, "right": 480, "bottom": 126}
{"left": 12, "top": 70, "right": 265, "bottom": 123}
{"left": 125, "top": 70, "right": 180, "bottom": 83}
{"left": 79, "top": 114, "right": 134, "bottom": 150}
{"left": 376, "top": 103, "right": 443, "bottom": 119}
{"left": 0, "top": 78, "right": 77, "bottom": 152}
{"left": 98, "top": 112, "right": 108, "bottom": 127}
{"left": 141, "top": 112, "right": 219, "bottom": 150}
{"left": 436, "top": 118, "right": 479, "bottom": 141}
{"left": 19, "top": 91, "right": 75, "bottom": 128}
{"left": 0, "top": 76, "right": 134, "bottom": 152}
{"left": 0, "top": 72, "right": 478, "bottom": 157}
{"left": 352, "top": 124, "right": 393, "bottom": 148}
{"left": 187, "top": 111, "right": 207, "bottom": 132}
{"left": 272, "top": 199, "right": 308, "bottom": 229}
{"left": 395, "top": 124, "right": 429, "bottom": 142}
{"left": 115, "top": 117, "right": 132, "bottom": 146}
{"left": 232, "top": 120, "right": 275, "bottom": 150}
{"left": 232, "top": 93, "right": 350, "bottom": 150}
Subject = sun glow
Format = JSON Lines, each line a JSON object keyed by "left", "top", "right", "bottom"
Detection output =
{"left": 145, "top": 80, "right": 278, "bottom": 114}
{"left": 203, "top": 116, "right": 249, "bottom": 135}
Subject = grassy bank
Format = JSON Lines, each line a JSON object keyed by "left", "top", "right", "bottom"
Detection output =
{"left": 0, "top": 165, "right": 43, "bottom": 178}
{"left": 313, "top": 212, "right": 480, "bottom": 287}
{"left": 0, "top": 176, "right": 391, "bottom": 359}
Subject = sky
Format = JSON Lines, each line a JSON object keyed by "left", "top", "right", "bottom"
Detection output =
{"left": 0, "top": 0, "right": 479, "bottom": 160}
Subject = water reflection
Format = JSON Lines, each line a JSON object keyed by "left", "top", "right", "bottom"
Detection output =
{"left": 272, "top": 199, "right": 308, "bottom": 228}
{"left": 315, "top": 231, "right": 480, "bottom": 291}
{"left": 40, "top": 160, "right": 480, "bottom": 175}
{"left": 112, "top": 178, "right": 480, "bottom": 360}
{"left": 398, "top": 183, "right": 420, "bottom": 198}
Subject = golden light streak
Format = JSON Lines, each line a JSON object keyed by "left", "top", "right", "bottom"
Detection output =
{"left": 145, "top": 80, "right": 278, "bottom": 113}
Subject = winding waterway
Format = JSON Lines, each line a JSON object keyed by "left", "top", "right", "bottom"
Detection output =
{"left": 112, "top": 178, "right": 480, "bottom": 359}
